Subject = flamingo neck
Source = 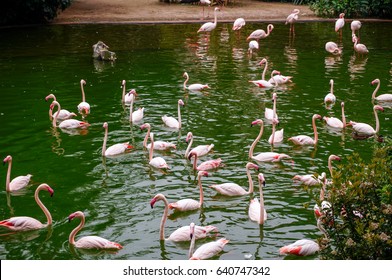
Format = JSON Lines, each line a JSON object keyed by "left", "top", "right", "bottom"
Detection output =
{"left": 5, "top": 159, "right": 11, "bottom": 192}
{"left": 159, "top": 196, "right": 169, "bottom": 240}
{"left": 185, "top": 136, "right": 193, "bottom": 158}
{"left": 249, "top": 123, "right": 264, "bottom": 158}
{"left": 341, "top": 105, "right": 346, "bottom": 128}
{"left": 188, "top": 227, "right": 196, "bottom": 258}
{"left": 69, "top": 214, "right": 85, "bottom": 245}
{"left": 259, "top": 182, "right": 265, "bottom": 224}
{"left": 330, "top": 81, "right": 334, "bottom": 96}
{"left": 246, "top": 167, "right": 254, "bottom": 194}
{"left": 328, "top": 158, "right": 334, "bottom": 178}
{"left": 261, "top": 61, "right": 268, "bottom": 81}
{"left": 143, "top": 126, "right": 151, "bottom": 148}
{"left": 177, "top": 103, "right": 182, "bottom": 129}
{"left": 121, "top": 83, "right": 126, "bottom": 103}
{"left": 81, "top": 82, "right": 86, "bottom": 102}
{"left": 192, "top": 153, "right": 198, "bottom": 170}
{"left": 270, "top": 122, "right": 276, "bottom": 144}
{"left": 198, "top": 173, "right": 204, "bottom": 206}
{"left": 102, "top": 126, "right": 108, "bottom": 156}
{"left": 52, "top": 102, "right": 61, "bottom": 127}
{"left": 129, "top": 96, "right": 134, "bottom": 123}
{"left": 266, "top": 24, "right": 272, "bottom": 36}
{"left": 213, "top": 9, "right": 218, "bottom": 26}
{"left": 36, "top": 185, "right": 52, "bottom": 226}
{"left": 312, "top": 116, "right": 319, "bottom": 144}
{"left": 149, "top": 136, "right": 154, "bottom": 161}
{"left": 317, "top": 218, "right": 329, "bottom": 239}
{"left": 372, "top": 81, "right": 380, "bottom": 99}
{"left": 320, "top": 177, "right": 326, "bottom": 201}
{"left": 374, "top": 107, "right": 381, "bottom": 133}
{"left": 184, "top": 75, "right": 189, "bottom": 90}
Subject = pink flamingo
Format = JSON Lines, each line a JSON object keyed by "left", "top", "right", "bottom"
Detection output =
{"left": 150, "top": 193, "right": 218, "bottom": 242}
{"left": 323, "top": 101, "right": 346, "bottom": 129}
{"left": 162, "top": 99, "right": 185, "bottom": 129}
{"left": 268, "top": 117, "right": 284, "bottom": 145}
{"left": 324, "top": 79, "right": 336, "bottom": 104}
{"left": 51, "top": 101, "right": 90, "bottom": 129}
{"left": 249, "top": 58, "right": 275, "bottom": 89}
{"left": 148, "top": 133, "right": 170, "bottom": 169}
{"left": 0, "top": 184, "right": 53, "bottom": 231}
{"left": 268, "top": 70, "right": 292, "bottom": 85}
{"left": 184, "top": 132, "right": 214, "bottom": 158}
{"left": 288, "top": 114, "right": 322, "bottom": 145}
{"left": 68, "top": 211, "right": 123, "bottom": 250}
{"left": 189, "top": 222, "right": 228, "bottom": 260}
{"left": 335, "top": 13, "right": 345, "bottom": 33}
{"left": 265, "top": 92, "right": 279, "bottom": 122}
{"left": 371, "top": 79, "right": 392, "bottom": 102}
{"left": 77, "top": 79, "right": 90, "bottom": 115}
{"left": 232, "top": 18, "right": 245, "bottom": 31}
{"left": 167, "top": 171, "right": 208, "bottom": 212}
{"left": 197, "top": 7, "right": 220, "bottom": 33}
{"left": 102, "top": 122, "right": 133, "bottom": 157}
{"left": 292, "top": 172, "right": 324, "bottom": 187}
{"left": 246, "top": 24, "right": 274, "bottom": 41}
{"left": 3, "top": 155, "right": 32, "bottom": 192}
{"left": 248, "top": 173, "right": 267, "bottom": 224}
{"left": 347, "top": 105, "right": 384, "bottom": 137}
{"left": 140, "top": 123, "right": 176, "bottom": 150}
{"left": 285, "top": 9, "right": 300, "bottom": 33}
{"left": 126, "top": 89, "right": 143, "bottom": 123}
{"left": 351, "top": 20, "right": 362, "bottom": 39}
{"left": 188, "top": 152, "right": 222, "bottom": 171}
{"left": 45, "top": 94, "right": 76, "bottom": 121}
{"left": 209, "top": 162, "right": 259, "bottom": 196}
{"left": 183, "top": 72, "right": 209, "bottom": 92}
{"left": 325, "top": 42, "right": 342, "bottom": 55}
{"left": 247, "top": 40, "right": 259, "bottom": 56}
{"left": 353, "top": 34, "right": 369, "bottom": 56}
{"left": 121, "top": 80, "right": 137, "bottom": 104}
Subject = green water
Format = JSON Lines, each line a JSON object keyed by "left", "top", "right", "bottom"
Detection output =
{"left": 0, "top": 22, "right": 391, "bottom": 260}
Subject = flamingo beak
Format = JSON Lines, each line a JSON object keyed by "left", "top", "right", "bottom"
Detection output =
{"left": 150, "top": 198, "right": 157, "bottom": 209}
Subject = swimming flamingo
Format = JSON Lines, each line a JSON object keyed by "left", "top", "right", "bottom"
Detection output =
{"left": 246, "top": 24, "right": 274, "bottom": 41}
{"left": 285, "top": 9, "right": 300, "bottom": 33}
{"left": 77, "top": 79, "right": 90, "bottom": 115}
{"left": 162, "top": 99, "right": 185, "bottom": 129}
{"left": 148, "top": 133, "right": 170, "bottom": 169}
{"left": 268, "top": 70, "right": 292, "bottom": 85}
{"left": 150, "top": 193, "right": 218, "bottom": 241}
{"left": 167, "top": 171, "right": 208, "bottom": 212}
{"left": 102, "top": 122, "right": 133, "bottom": 157}
{"left": 265, "top": 92, "right": 279, "bottom": 122}
{"left": 189, "top": 222, "right": 228, "bottom": 260}
{"left": 335, "top": 13, "right": 345, "bottom": 33}
{"left": 188, "top": 152, "right": 222, "bottom": 171}
{"left": 121, "top": 80, "right": 137, "bottom": 104}
{"left": 327, "top": 154, "right": 341, "bottom": 184}
{"left": 248, "top": 40, "right": 259, "bottom": 56}
{"left": 183, "top": 72, "right": 209, "bottom": 92}
{"left": 0, "top": 183, "right": 53, "bottom": 231}
{"left": 184, "top": 132, "right": 214, "bottom": 158}
{"left": 353, "top": 35, "right": 369, "bottom": 56}
{"left": 51, "top": 101, "right": 90, "bottom": 129}
{"left": 268, "top": 118, "right": 284, "bottom": 145}
{"left": 197, "top": 7, "right": 220, "bottom": 33}
{"left": 371, "top": 79, "right": 392, "bottom": 102}
{"left": 68, "top": 211, "right": 123, "bottom": 250}
{"left": 324, "top": 79, "right": 336, "bottom": 104}
{"left": 350, "top": 20, "right": 361, "bottom": 39}
{"left": 325, "top": 42, "right": 342, "bottom": 55}
{"left": 128, "top": 89, "right": 144, "bottom": 123}
{"left": 347, "top": 105, "right": 384, "bottom": 137}
{"left": 248, "top": 173, "right": 267, "bottom": 224}
{"left": 45, "top": 94, "right": 76, "bottom": 121}
{"left": 323, "top": 101, "right": 346, "bottom": 129}
{"left": 140, "top": 123, "right": 176, "bottom": 150}
{"left": 249, "top": 58, "right": 275, "bottom": 89}
{"left": 292, "top": 173, "right": 324, "bottom": 187}
{"left": 3, "top": 155, "right": 32, "bottom": 192}
{"left": 232, "top": 18, "right": 245, "bottom": 31}
{"left": 288, "top": 114, "right": 322, "bottom": 145}
{"left": 208, "top": 162, "right": 259, "bottom": 196}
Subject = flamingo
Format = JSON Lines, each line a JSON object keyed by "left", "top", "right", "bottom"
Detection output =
{"left": 102, "top": 122, "right": 133, "bottom": 157}
{"left": 45, "top": 94, "right": 76, "bottom": 121}
{"left": 167, "top": 171, "right": 208, "bottom": 212}
{"left": 184, "top": 132, "right": 214, "bottom": 158}
{"left": 140, "top": 123, "right": 176, "bottom": 150}
{"left": 189, "top": 222, "right": 228, "bottom": 260}
{"left": 351, "top": 20, "right": 361, "bottom": 38}
{"left": 77, "top": 79, "right": 90, "bottom": 115}
{"left": 121, "top": 80, "right": 137, "bottom": 104}
{"left": 162, "top": 99, "right": 185, "bottom": 129}
{"left": 0, "top": 183, "right": 53, "bottom": 231}
{"left": 325, "top": 41, "right": 342, "bottom": 55}
{"left": 247, "top": 40, "right": 259, "bottom": 56}
{"left": 288, "top": 114, "right": 322, "bottom": 146}
{"left": 335, "top": 13, "right": 345, "bottom": 33}
{"left": 183, "top": 72, "right": 209, "bottom": 92}
{"left": 324, "top": 79, "right": 336, "bottom": 104}
{"left": 197, "top": 7, "right": 220, "bottom": 33}
{"left": 265, "top": 92, "right": 279, "bottom": 122}
{"left": 353, "top": 34, "right": 369, "bottom": 56}
{"left": 246, "top": 24, "right": 274, "bottom": 41}
{"left": 51, "top": 101, "right": 90, "bottom": 129}
{"left": 148, "top": 133, "right": 170, "bottom": 169}
{"left": 188, "top": 152, "right": 223, "bottom": 171}
{"left": 268, "top": 118, "right": 284, "bottom": 145}
{"left": 268, "top": 70, "right": 292, "bottom": 85}
{"left": 232, "top": 18, "right": 245, "bottom": 31}
{"left": 199, "top": 0, "right": 211, "bottom": 19}
{"left": 292, "top": 172, "right": 324, "bottom": 187}
{"left": 248, "top": 173, "right": 267, "bottom": 224}
{"left": 249, "top": 58, "right": 275, "bottom": 89}
{"left": 323, "top": 101, "right": 346, "bottom": 129}
{"left": 150, "top": 193, "right": 218, "bottom": 242}
{"left": 371, "top": 79, "right": 392, "bottom": 102}
{"left": 326, "top": 154, "right": 341, "bottom": 185}
{"left": 347, "top": 105, "right": 384, "bottom": 137}
{"left": 285, "top": 9, "right": 300, "bottom": 33}
{"left": 208, "top": 162, "right": 259, "bottom": 196}
{"left": 3, "top": 155, "right": 32, "bottom": 192}
{"left": 128, "top": 89, "right": 144, "bottom": 124}
{"left": 68, "top": 211, "right": 123, "bottom": 250}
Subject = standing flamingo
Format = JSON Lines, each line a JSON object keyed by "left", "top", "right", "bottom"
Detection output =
{"left": 0, "top": 184, "right": 53, "bottom": 231}
{"left": 188, "top": 152, "right": 223, "bottom": 171}
{"left": 246, "top": 24, "right": 274, "bottom": 41}
{"left": 199, "top": 0, "right": 211, "bottom": 19}
{"left": 335, "top": 13, "right": 345, "bottom": 33}
{"left": 140, "top": 123, "right": 176, "bottom": 150}
{"left": 288, "top": 114, "right": 322, "bottom": 145}
{"left": 249, "top": 58, "right": 275, "bottom": 89}
{"left": 148, "top": 133, "right": 170, "bottom": 169}
{"left": 102, "top": 122, "right": 133, "bottom": 157}
{"left": 51, "top": 101, "right": 90, "bottom": 129}
{"left": 208, "top": 162, "right": 259, "bottom": 196}
{"left": 324, "top": 79, "right": 336, "bottom": 104}
{"left": 197, "top": 7, "right": 220, "bottom": 33}
{"left": 265, "top": 92, "right": 279, "bottom": 122}
{"left": 351, "top": 20, "right": 362, "bottom": 39}
{"left": 233, "top": 18, "right": 246, "bottom": 31}
{"left": 150, "top": 193, "right": 218, "bottom": 242}
{"left": 353, "top": 35, "right": 369, "bottom": 56}
{"left": 189, "top": 222, "right": 229, "bottom": 260}
{"left": 325, "top": 42, "right": 342, "bottom": 55}
{"left": 183, "top": 72, "right": 209, "bottom": 92}
{"left": 371, "top": 79, "right": 392, "bottom": 102}
{"left": 167, "top": 171, "right": 209, "bottom": 212}
{"left": 347, "top": 105, "right": 384, "bottom": 137}
{"left": 248, "top": 173, "right": 267, "bottom": 224}
{"left": 285, "top": 9, "right": 300, "bottom": 33}
{"left": 162, "top": 99, "right": 185, "bottom": 129}
{"left": 323, "top": 101, "right": 346, "bottom": 129}
{"left": 68, "top": 211, "right": 122, "bottom": 250}
{"left": 184, "top": 132, "right": 214, "bottom": 158}
{"left": 77, "top": 79, "right": 90, "bottom": 115}
{"left": 45, "top": 94, "right": 76, "bottom": 121}
{"left": 3, "top": 155, "right": 32, "bottom": 192}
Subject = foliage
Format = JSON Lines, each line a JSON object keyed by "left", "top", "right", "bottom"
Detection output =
{"left": 0, "top": 0, "right": 72, "bottom": 26}
{"left": 318, "top": 139, "right": 392, "bottom": 259}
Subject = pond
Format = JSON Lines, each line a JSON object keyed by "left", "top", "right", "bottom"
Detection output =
{"left": 0, "top": 21, "right": 391, "bottom": 260}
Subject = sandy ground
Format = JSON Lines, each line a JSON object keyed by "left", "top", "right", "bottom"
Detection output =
{"left": 53, "top": 0, "right": 320, "bottom": 24}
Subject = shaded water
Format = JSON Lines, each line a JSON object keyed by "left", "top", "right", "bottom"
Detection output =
{"left": 0, "top": 21, "right": 391, "bottom": 260}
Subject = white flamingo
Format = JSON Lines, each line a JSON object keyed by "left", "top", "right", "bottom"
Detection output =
{"left": 323, "top": 101, "right": 346, "bottom": 129}
{"left": 351, "top": 20, "right": 361, "bottom": 38}
{"left": 189, "top": 152, "right": 223, "bottom": 171}
{"left": 45, "top": 94, "right": 76, "bottom": 121}
{"left": 102, "top": 122, "right": 133, "bottom": 157}
{"left": 248, "top": 40, "right": 259, "bottom": 56}
{"left": 148, "top": 133, "right": 170, "bottom": 169}
{"left": 162, "top": 99, "right": 185, "bottom": 129}
{"left": 232, "top": 18, "right": 245, "bottom": 31}
{"left": 247, "top": 24, "right": 274, "bottom": 41}
{"left": 121, "top": 80, "right": 137, "bottom": 104}
{"left": 150, "top": 193, "right": 218, "bottom": 242}
{"left": 325, "top": 41, "right": 342, "bottom": 55}
{"left": 324, "top": 79, "right": 336, "bottom": 104}
{"left": 347, "top": 105, "right": 384, "bottom": 137}
{"left": 127, "top": 89, "right": 143, "bottom": 123}
{"left": 51, "top": 101, "right": 90, "bottom": 129}
{"left": 292, "top": 172, "right": 324, "bottom": 187}
{"left": 77, "top": 79, "right": 90, "bottom": 115}
{"left": 140, "top": 123, "right": 176, "bottom": 150}
{"left": 249, "top": 58, "right": 275, "bottom": 89}
{"left": 371, "top": 78, "right": 392, "bottom": 102}
{"left": 197, "top": 7, "right": 220, "bottom": 33}
{"left": 288, "top": 114, "right": 322, "bottom": 146}
{"left": 353, "top": 34, "right": 369, "bottom": 56}
{"left": 268, "top": 117, "right": 284, "bottom": 145}
{"left": 285, "top": 9, "right": 300, "bottom": 33}
{"left": 335, "top": 13, "right": 345, "bottom": 33}
{"left": 3, "top": 155, "right": 32, "bottom": 193}
{"left": 248, "top": 173, "right": 267, "bottom": 224}
{"left": 265, "top": 92, "right": 279, "bottom": 122}
{"left": 184, "top": 132, "right": 214, "bottom": 158}
{"left": 268, "top": 70, "right": 292, "bottom": 85}
{"left": 183, "top": 72, "right": 209, "bottom": 92}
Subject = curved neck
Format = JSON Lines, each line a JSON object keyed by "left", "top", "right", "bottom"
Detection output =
{"left": 52, "top": 102, "right": 61, "bottom": 127}
{"left": 317, "top": 218, "right": 329, "bottom": 239}
{"left": 372, "top": 81, "right": 380, "bottom": 99}
{"left": 36, "top": 187, "right": 52, "bottom": 226}
{"left": 246, "top": 167, "right": 254, "bottom": 194}
{"left": 259, "top": 182, "right": 265, "bottom": 224}
{"left": 249, "top": 123, "right": 264, "bottom": 158}
{"left": 266, "top": 25, "right": 272, "bottom": 36}
{"left": 198, "top": 173, "right": 204, "bottom": 206}
{"left": 5, "top": 159, "right": 12, "bottom": 192}
{"left": 177, "top": 103, "right": 182, "bottom": 129}
{"left": 159, "top": 196, "right": 169, "bottom": 240}
{"left": 69, "top": 214, "right": 85, "bottom": 245}
{"left": 185, "top": 136, "right": 193, "bottom": 158}
{"left": 102, "top": 126, "right": 108, "bottom": 156}
{"left": 261, "top": 61, "right": 268, "bottom": 81}
{"left": 143, "top": 126, "right": 151, "bottom": 148}
{"left": 312, "top": 116, "right": 319, "bottom": 144}
{"left": 183, "top": 75, "right": 189, "bottom": 90}
{"left": 374, "top": 107, "right": 381, "bottom": 133}
{"left": 80, "top": 82, "right": 86, "bottom": 102}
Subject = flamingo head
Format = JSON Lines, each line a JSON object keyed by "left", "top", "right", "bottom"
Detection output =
{"left": 80, "top": 79, "right": 86, "bottom": 85}
{"left": 329, "top": 155, "right": 341, "bottom": 162}
{"left": 183, "top": 72, "right": 189, "bottom": 79}
{"left": 339, "top": 13, "right": 345, "bottom": 18}
{"left": 45, "top": 94, "right": 56, "bottom": 102}
{"left": 313, "top": 114, "right": 322, "bottom": 121}
{"left": 268, "top": 24, "right": 274, "bottom": 32}
{"left": 259, "top": 58, "right": 267, "bottom": 66}
{"left": 68, "top": 211, "right": 83, "bottom": 223}
{"left": 198, "top": 171, "right": 209, "bottom": 178}
{"left": 150, "top": 194, "right": 164, "bottom": 209}
{"left": 178, "top": 99, "right": 185, "bottom": 106}
{"left": 186, "top": 132, "right": 193, "bottom": 143}
{"left": 140, "top": 123, "right": 150, "bottom": 131}
{"left": 251, "top": 119, "right": 263, "bottom": 127}
{"left": 45, "top": 185, "right": 55, "bottom": 197}
{"left": 3, "top": 155, "right": 12, "bottom": 165}
{"left": 214, "top": 7, "right": 220, "bottom": 12}
{"left": 121, "top": 80, "right": 126, "bottom": 87}
{"left": 246, "top": 162, "right": 259, "bottom": 170}
{"left": 374, "top": 105, "right": 384, "bottom": 112}
{"left": 103, "top": 122, "right": 108, "bottom": 129}
{"left": 49, "top": 101, "right": 59, "bottom": 110}
{"left": 258, "top": 173, "right": 266, "bottom": 187}
{"left": 341, "top": 101, "right": 345, "bottom": 108}
{"left": 371, "top": 79, "right": 380, "bottom": 86}
{"left": 292, "top": 175, "right": 302, "bottom": 181}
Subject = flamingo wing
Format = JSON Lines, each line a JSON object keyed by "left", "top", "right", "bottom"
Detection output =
{"left": 249, "top": 79, "right": 274, "bottom": 88}
{"left": 59, "top": 119, "right": 90, "bottom": 129}
{"left": 288, "top": 135, "right": 315, "bottom": 145}
{"left": 198, "top": 22, "right": 215, "bottom": 33}
{"left": 190, "top": 238, "right": 229, "bottom": 260}
{"left": 190, "top": 144, "right": 214, "bottom": 157}
{"left": 9, "top": 174, "right": 32, "bottom": 192}
{"left": 0, "top": 216, "right": 43, "bottom": 231}
{"left": 75, "top": 236, "right": 122, "bottom": 250}
{"left": 162, "top": 115, "right": 179, "bottom": 129}
{"left": 248, "top": 198, "right": 268, "bottom": 223}
{"left": 188, "top": 84, "right": 209, "bottom": 91}
{"left": 197, "top": 158, "right": 222, "bottom": 171}
{"left": 168, "top": 199, "right": 200, "bottom": 211}
{"left": 324, "top": 117, "right": 343, "bottom": 128}
{"left": 150, "top": 157, "right": 169, "bottom": 169}
{"left": 105, "top": 143, "right": 132, "bottom": 156}
{"left": 209, "top": 183, "right": 247, "bottom": 196}
{"left": 352, "top": 122, "right": 375, "bottom": 136}
{"left": 148, "top": 141, "right": 176, "bottom": 150}
{"left": 168, "top": 225, "right": 217, "bottom": 242}
{"left": 279, "top": 239, "right": 319, "bottom": 256}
